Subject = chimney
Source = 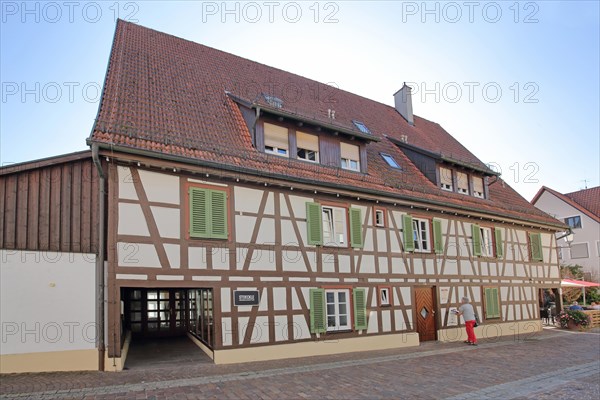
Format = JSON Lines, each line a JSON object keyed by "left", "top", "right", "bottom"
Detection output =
{"left": 394, "top": 83, "right": 414, "bottom": 125}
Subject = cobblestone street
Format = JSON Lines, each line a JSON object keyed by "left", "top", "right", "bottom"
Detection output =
{"left": 1, "top": 328, "right": 599, "bottom": 399}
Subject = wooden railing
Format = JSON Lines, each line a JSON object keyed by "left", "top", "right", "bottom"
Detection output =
{"left": 583, "top": 310, "right": 600, "bottom": 328}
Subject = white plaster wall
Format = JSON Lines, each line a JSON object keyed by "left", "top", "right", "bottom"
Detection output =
{"left": 151, "top": 207, "right": 180, "bottom": 239}
{"left": 117, "top": 166, "right": 138, "bottom": 200}
{"left": 118, "top": 203, "right": 149, "bottom": 236}
{"left": 138, "top": 169, "right": 180, "bottom": 204}
{"left": 117, "top": 242, "right": 161, "bottom": 268}
{"left": 0, "top": 250, "right": 96, "bottom": 354}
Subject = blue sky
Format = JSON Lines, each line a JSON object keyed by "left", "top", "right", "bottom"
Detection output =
{"left": 1, "top": 1, "right": 598, "bottom": 200}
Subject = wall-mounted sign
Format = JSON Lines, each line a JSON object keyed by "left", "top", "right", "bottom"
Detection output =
{"left": 234, "top": 290, "right": 260, "bottom": 306}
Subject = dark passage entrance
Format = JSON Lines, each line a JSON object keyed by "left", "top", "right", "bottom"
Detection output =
{"left": 122, "top": 287, "right": 215, "bottom": 368}
{"left": 124, "top": 288, "right": 189, "bottom": 338}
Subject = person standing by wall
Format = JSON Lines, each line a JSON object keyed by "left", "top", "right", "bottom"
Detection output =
{"left": 456, "top": 297, "right": 477, "bottom": 345}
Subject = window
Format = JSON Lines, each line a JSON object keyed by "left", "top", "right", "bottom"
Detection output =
{"left": 529, "top": 232, "right": 543, "bottom": 262}
{"left": 374, "top": 208, "right": 385, "bottom": 227}
{"left": 306, "top": 202, "right": 363, "bottom": 248}
{"left": 564, "top": 216, "right": 582, "bottom": 229}
{"left": 326, "top": 289, "right": 351, "bottom": 331}
{"left": 440, "top": 167, "right": 453, "bottom": 191}
{"left": 456, "top": 171, "right": 469, "bottom": 194}
{"left": 309, "top": 288, "right": 367, "bottom": 333}
{"left": 264, "top": 123, "right": 289, "bottom": 157}
{"left": 352, "top": 120, "right": 371, "bottom": 134}
{"left": 570, "top": 242, "right": 589, "bottom": 259}
{"left": 483, "top": 287, "right": 500, "bottom": 319}
{"left": 480, "top": 227, "right": 493, "bottom": 257}
{"left": 412, "top": 218, "right": 431, "bottom": 252}
{"left": 378, "top": 287, "right": 391, "bottom": 306}
{"left": 296, "top": 131, "right": 319, "bottom": 162}
{"left": 381, "top": 153, "right": 401, "bottom": 169}
{"left": 341, "top": 142, "right": 360, "bottom": 171}
{"left": 189, "top": 186, "right": 228, "bottom": 239}
{"left": 472, "top": 176, "right": 484, "bottom": 198}
{"left": 322, "top": 206, "right": 347, "bottom": 246}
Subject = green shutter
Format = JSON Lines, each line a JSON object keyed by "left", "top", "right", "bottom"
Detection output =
{"left": 472, "top": 224, "right": 482, "bottom": 257}
{"left": 189, "top": 187, "right": 209, "bottom": 238}
{"left": 189, "top": 187, "right": 228, "bottom": 239}
{"left": 402, "top": 215, "right": 414, "bottom": 252}
{"left": 494, "top": 228, "right": 504, "bottom": 259}
{"left": 353, "top": 288, "right": 368, "bottom": 330}
{"left": 306, "top": 202, "right": 323, "bottom": 245}
{"left": 309, "top": 288, "right": 326, "bottom": 333}
{"left": 530, "top": 232, "right": 543, "bottom": 261}
{"left": 209, "top": 190, "right": 228, "bottom": 239}
{"left": 433, "top": 219, "right": 443, "bottom": 254}
{"left": 349, "top": 208, "right": 363, "bottom": 248}
{"left": 484, "top": 287, "right": 500, "bottom": 319}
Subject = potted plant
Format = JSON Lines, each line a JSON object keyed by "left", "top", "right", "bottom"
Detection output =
{"left": 557, "top": 310, "right": 591, "bottom": 331}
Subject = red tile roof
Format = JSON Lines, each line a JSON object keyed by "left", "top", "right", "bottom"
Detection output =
{"left": 532, "top": 186, "right": 600, "bottom": 223}
{"left": 90, "top": 20, "right": 561, "bottom": 227}
{"left": 565, "top": 187, "right": 600, "bottom": 219}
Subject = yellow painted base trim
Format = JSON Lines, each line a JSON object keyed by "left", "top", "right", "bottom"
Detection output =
{"left": 213, "top": 332, "right": 420, "bottom": 364}
{"left": 187, "top": 333, "right": 214, "bottom": 360}
{"left": 1, "top": 349, "right": 97, "bottom": 373}
{"left": 437, "top": 320, "right": 542, "bottom": 343}
{"left": 104, "top": 331, "right": 132, "bottom": 372}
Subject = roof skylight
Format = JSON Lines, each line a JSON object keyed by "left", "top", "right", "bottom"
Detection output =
{"left": 352, "top": 120, "right": 371, "bottom": 134}
{"left": 381, "top": 153, "right": 401, "bottom": 169}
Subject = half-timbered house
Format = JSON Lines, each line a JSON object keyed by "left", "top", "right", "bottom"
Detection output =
{"left": 0, "top": 20, "right": 566, "bottom": 372}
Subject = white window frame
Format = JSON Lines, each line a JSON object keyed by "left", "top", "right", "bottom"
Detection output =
{"left": 296, "top": 131, "right": 320, "bottom": 163}
{"left": 375, "top": 209, "right": 385, "bottom": 227}
{"left": 341, "top": 158, "right": 360, "bottom": 171}
{"left": 472, "top": 176, "right": 485, "bottom": 198}
{"left": 322, "top": 205, "right": 347, "bottom": 247}
{"left": 379, "top": 287, "right": 391, "bottom": 306}
{"left": 480, "top": 227, "right": 493, "bottom": 257}
{"left": 326, "top": 288, "right": 351, "bottom": 332}
{"left": 564, "top": 215, "right": 582, "bottom": 229}
{"left": 341, "top": 143, "right": 361, "bottom": 172}
{"left": 456, "top": 171, "right": 469, "bottom": 195}
{"left": 264, "top": 123, "right": 289, "bottom": 157}
{"left": 440, "top": 167, "right": 453, "bottom": 192}
{"left": 412, "top": 218, "right": 431, "bottom": 252}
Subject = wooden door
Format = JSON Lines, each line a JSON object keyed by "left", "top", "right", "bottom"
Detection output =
{"left": 415, "top": 287, "right": 437, "bottom": 341}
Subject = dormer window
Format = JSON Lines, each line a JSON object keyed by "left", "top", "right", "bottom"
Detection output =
{"left": 472, "top": 176, "right": 484, "bottom": 198}
{"left": 456, "top": 171, "right": 469, "bottom": 194}
{"left": 264, "top": 123, "right": 289, "bottom": 157}
{"left": 341, "top": 142, "right": 360, "bottom": 171}
{"left": 296, "top": 131, "right": 319, "bottom": 162}
{"left": 352, "top": 120, "right": 371, "bottom": 134}
{"left": 440, "top": 167, "right": 453, "bottom": 191}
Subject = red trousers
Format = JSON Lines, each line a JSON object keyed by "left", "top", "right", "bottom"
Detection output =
{"left": 465, "top": 320, "right": 477, "bottom": 343}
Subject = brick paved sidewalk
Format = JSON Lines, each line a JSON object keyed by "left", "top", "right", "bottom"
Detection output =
{"left": 1, "top": 328, "right": 599, "bottom": 399}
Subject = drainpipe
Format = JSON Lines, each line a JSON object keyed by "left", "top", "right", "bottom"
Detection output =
{"left": 91, "top": 143, "right": 106, "bottom": 371}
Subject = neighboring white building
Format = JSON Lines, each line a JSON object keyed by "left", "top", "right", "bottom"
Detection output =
{"left": 532, "top": 186, "right": 600, "bottom": 282}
